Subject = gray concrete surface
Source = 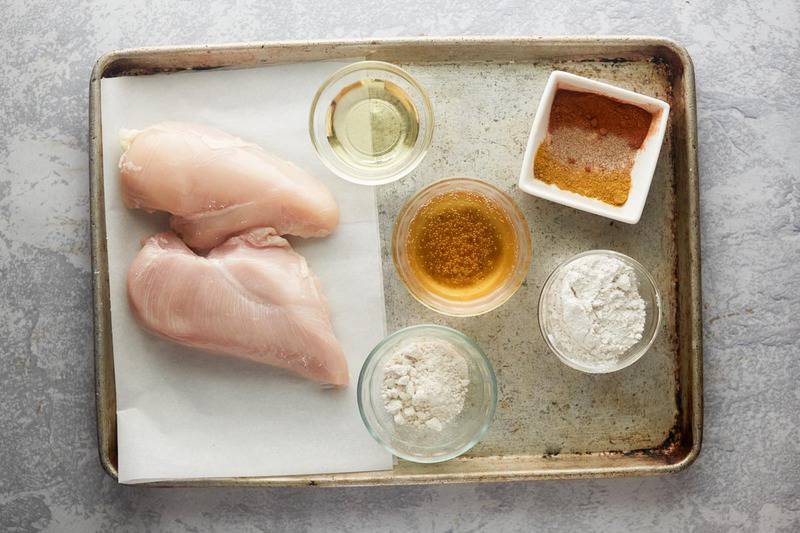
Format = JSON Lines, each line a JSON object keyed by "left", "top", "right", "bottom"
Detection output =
{"left": 1, "top": 0, "right": 798, "bottom": 531}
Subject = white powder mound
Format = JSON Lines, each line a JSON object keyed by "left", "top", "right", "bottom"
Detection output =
{"left": 546, "top": 255, "right": 646, "bottom": 366}
{"left": 381, "top": 339, "right": 470, "bottom": 432}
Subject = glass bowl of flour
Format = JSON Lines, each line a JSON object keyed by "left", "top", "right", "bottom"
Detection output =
{"left": 538, "top": 250, "right": 662, "bottom": 374}
{"left": 357, "top": 324, "right": 497, "bottom": 463}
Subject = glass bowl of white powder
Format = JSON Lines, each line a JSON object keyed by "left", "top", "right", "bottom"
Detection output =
{"left": 538, "top": 250, "right": 662, "bottom": 374}
{"left": 357, "top": 324, "right": 497, "bottom": 463}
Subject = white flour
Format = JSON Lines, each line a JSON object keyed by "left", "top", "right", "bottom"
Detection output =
{"left": 381, "top": 339, "right": 470, "bottom": 431}
{"left": 546, "top": 255, "right": 646, "bottom": 366}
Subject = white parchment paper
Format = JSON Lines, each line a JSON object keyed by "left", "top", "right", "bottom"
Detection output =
{"left": 100, "top": 61, "right": 393, "bottom": 483}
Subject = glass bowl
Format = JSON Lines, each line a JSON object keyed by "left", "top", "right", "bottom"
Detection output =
{"left": 309, "top": 60, "right": 434, "bottom": 186}
{"left": 392, "top": 178, "right": 532, "bottom": 317}
{"left": 357, "top": 324, "right": 497, "bottom": 463}
{"left": 538, "top": 250, "right": 662, "bottom": 373}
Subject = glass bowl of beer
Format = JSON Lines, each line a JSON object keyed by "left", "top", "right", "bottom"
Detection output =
{"left": 392, "top": 178, "right": 532, "bottom": 317}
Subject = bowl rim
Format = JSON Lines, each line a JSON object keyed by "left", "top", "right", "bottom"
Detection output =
{"left": 357, "top": 323, "right": 498, "bottom": 463}
{"left": 537, "top": 249, "right": 663, "bottom": 374}
{"left": 308, "top": 60, "right": 435, "bottom": 186}
{"left": 391, "top": 177, "right": 533, "bottom": 317}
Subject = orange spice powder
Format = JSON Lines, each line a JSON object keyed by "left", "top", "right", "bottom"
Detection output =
{"left": 534, "top": 89, "right": 653, "bottom": 206}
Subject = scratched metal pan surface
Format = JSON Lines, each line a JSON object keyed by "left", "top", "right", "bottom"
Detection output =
{"left": 89, "top": 37, "right": 702, "bottom": 486}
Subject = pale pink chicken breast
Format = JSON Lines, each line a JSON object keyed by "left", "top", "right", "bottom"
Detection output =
{"left": 127, "top": 228, "right": 349, "bottom": 386}
{"left": 119, "top": 122, "right": 339, "bottom": 250}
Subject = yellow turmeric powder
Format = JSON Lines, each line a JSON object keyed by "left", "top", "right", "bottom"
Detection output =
{"left": 534, "top": 143, "right": 631, "bottom": 205}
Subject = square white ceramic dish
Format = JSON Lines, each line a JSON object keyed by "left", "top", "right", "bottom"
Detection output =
{"left": 518, "top": 71, "right": 670, "bottom": 224}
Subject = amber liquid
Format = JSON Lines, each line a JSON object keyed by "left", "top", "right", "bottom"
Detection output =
{"left": 406, "top": 190, "right": 518, "bottom": 301}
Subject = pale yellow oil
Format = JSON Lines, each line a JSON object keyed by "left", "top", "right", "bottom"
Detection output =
{"left": 325, "top": 78, "right": 419, "bottom": 169}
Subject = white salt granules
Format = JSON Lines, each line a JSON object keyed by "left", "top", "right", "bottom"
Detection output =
{"left": 546, "top": 254, "right": 646, "bottom": 366}
{"left": 381, "top": 339, "right": 470, "bottom": 431}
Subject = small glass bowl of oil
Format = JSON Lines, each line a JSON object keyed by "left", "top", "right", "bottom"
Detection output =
{"left": 309, "top": 61, "right": 434, "bottom": 185}
{"left": 392, "top": 178, "right": 532, "bottom": 317}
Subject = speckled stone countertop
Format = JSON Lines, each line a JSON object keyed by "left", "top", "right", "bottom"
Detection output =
{"left": 1, "top": 1, "right": 798, "bottom": 531}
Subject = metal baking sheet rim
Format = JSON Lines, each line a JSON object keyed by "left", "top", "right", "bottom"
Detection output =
{"left": 89, "top": 36, "right": 703, "bottom": 486}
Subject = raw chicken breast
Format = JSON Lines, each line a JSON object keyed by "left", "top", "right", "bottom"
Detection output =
{"left": 119, "top": 122, "right": 339, "bottom": 250}
{"left": 127, "top": 227, "right": 349, "bottom": 386}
